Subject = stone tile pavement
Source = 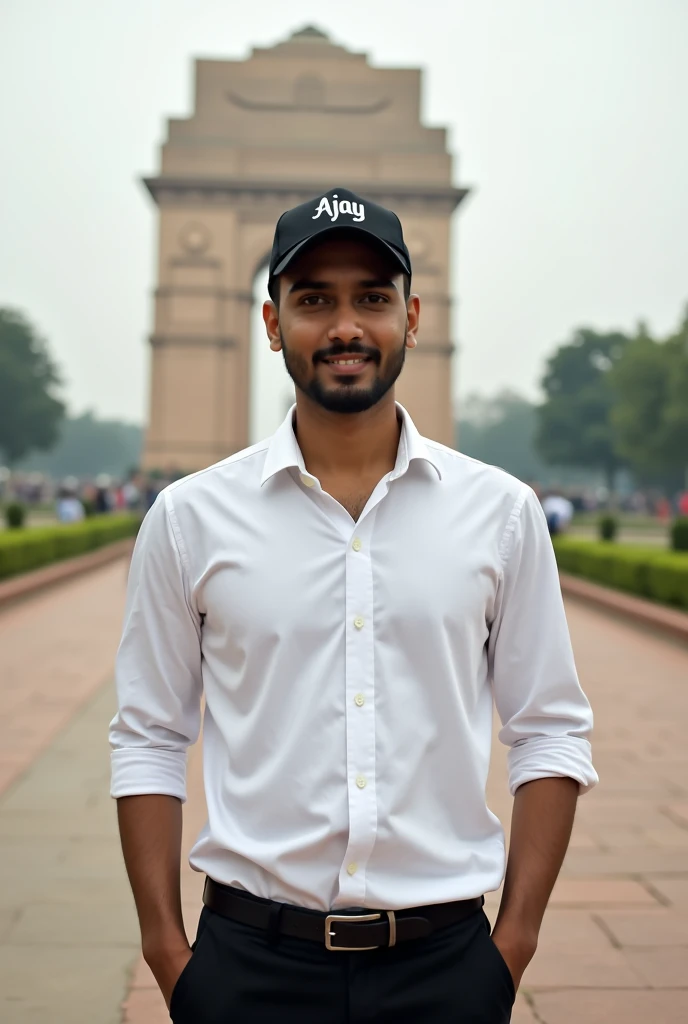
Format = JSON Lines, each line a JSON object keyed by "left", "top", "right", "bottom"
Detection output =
{"left": 1, "top": 562, "right": 687, "bottom": 1022}
{"left": 0, "top": 562, "right": 138, "bottom": 1023}
{"left": 0, "top": 559, "right": 131, "bottom": 795}
{"left": 0, "top": 683, "right": 140, "bottom": 1023}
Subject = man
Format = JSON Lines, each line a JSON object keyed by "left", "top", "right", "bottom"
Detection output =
{"left": 55, "top": 480, "right": 85, "bottom": 523}
{"left": 541, "top": 492, "right": 575, "bottom": 537}
{"left": 110, "top": 187, "right": 597, "bottom": 1023}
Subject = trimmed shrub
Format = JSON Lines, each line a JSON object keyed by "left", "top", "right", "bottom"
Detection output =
{"left": 82, "top": 498, "right": 97, "bottom": 518}
{"left": 0, "top": 513, "right": 140, "bottom": 581}
{"left": 553, "top": 538, "right": 688, "bottom": 611}
{"left": 646, "top": 555, "right": 688, "bottom": 609}
{"left": 598, "top": 515, "right": 618, "bottom": 542}
{"left": 4, "top": 502, "right": 27, "bottom": 529}
{"left": 671, "top": 517, "right": 688, "bottom": 553}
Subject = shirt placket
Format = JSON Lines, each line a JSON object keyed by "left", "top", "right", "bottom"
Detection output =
{"left": 296, "top": 468, "right": 399, "bottom": 909}
{"left": 332, "top": 506, "right": 380, "bottom": 908}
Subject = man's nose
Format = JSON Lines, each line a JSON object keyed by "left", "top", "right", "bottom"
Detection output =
{"left": 327, "top": 305, "right": 364, "bottom": 343}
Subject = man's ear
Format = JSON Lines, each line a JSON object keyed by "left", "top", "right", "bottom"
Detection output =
{"left": 263, "top": 300, "right": 282, "bottom": 351}
{"left": 405, "top": 294, "right": 420, "bottom": 349}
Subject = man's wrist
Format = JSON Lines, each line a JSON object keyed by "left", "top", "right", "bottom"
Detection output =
{"left": 492, "top": 923, "right": 537, "bottom": 954}
{"left": 491, "top": 916, "right": 539, "bottom": 992}
{"left": 142, "top": 928, "right": 190, "bottom": 966}
{"left": 144, "top": 941, "right": 194, "bottom": 1010}
{"left": 492, "top": 911, "right": 539, "bottom": 956}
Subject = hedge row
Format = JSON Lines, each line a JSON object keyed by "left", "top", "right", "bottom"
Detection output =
{"left": 3, "top": 516, "right": 686, "bottom": 612}
{"left": 553, "top": 538, "right": 688, "bottom": 611}
{"left": 0, "top": 514, "right": 141, "bottom": 581}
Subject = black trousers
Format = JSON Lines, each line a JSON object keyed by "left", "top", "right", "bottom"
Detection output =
{"left": 170, "top": 904, "right": 515, "bottom": 1023}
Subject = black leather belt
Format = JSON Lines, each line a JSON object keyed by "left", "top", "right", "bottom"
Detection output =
{"left": 203, "top": 877, "right": 484, "bottom": 951}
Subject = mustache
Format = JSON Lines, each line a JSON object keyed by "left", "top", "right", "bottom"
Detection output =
{"left": 313, "top": 342, "right": 380, "bottom": 365}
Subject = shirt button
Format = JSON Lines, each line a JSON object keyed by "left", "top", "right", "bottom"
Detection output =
{"left": 300, "top": 475, "right": 315, "bottom": 488}
{"left": 356, "top": 775, "right": 367, "bottom": 789}
{"left": 347, "top": 862, "right": 358, "bottom": 876}
{"left": 354, "top": 616, "right": 364, "bottom": 630}
{"left": 354, "top": 693, "right": 365, "bottom": 707}
{"left": 352, "top": 537, "right": 362, "bottom": 552}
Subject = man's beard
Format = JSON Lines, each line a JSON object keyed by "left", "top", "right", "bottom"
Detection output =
{"left": 280, "top": 330, "right": 407, "bottom": 414}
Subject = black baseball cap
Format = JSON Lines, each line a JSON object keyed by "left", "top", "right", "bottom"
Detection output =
{"left": 268, "top": 187, "right": 412, "bottom": 294}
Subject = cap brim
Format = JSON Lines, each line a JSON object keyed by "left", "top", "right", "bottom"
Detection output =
{"left": 272, "top": 226, "right": 411, "bottom": 278}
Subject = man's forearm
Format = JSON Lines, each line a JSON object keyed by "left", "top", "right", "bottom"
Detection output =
{"left": 492, "top": 776, "right": 579, "bottom": 981}
{"left": 117, "top": 794, "right": 188, "bottom": 961}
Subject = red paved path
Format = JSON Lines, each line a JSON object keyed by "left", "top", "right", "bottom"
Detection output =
{"left": 1, "top": 562, "right": 687, "bottom": 1022}
{"left": 0, "top": 559, "right": 131, "bottom": 797}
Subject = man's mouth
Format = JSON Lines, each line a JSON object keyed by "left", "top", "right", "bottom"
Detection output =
{"left": 319, "top": 354, "right": 374, "bottom": 376}
{"left": 325, "top": 356, "right": 369, "bottom": 365}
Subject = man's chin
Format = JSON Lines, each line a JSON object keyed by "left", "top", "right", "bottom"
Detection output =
{"left": 306, "top": 383, "right": 384, "bottom": 414}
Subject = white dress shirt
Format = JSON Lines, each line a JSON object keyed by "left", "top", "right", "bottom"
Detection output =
{"left": 110, "top": 404, "right": 597, "bottom": 912}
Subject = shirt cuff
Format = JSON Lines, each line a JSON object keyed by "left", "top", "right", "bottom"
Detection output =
{"left": 507, "top": 735, "right": 598, "bottom": 796}
{"left": 110, "top": 748, "right": 188, "bottom": 801}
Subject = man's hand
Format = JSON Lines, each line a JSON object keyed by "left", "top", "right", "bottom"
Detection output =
{"left": 117, "top": 796, "right": 190, "bottom": 1008}
{"left": 490, "top": 924, "right": 537, "bottom": 993}
{"left": 492, "top": 777, "right": 580, "bottom": 992}
{"left": 145, "top": 943, "right": 194, "bottom": 1009}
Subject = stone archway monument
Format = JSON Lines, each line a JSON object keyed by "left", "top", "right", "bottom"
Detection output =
{"left": 141, "top": 26, "right": 469, "bottom": 472}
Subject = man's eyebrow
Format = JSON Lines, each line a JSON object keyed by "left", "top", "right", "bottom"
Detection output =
{"left": 287, "top": 276, "right": 399, "bottom": 294}
{"left": 288, "top": 279, "right": 331, "bottom": 293}
{"left": 359, "top": 278, "right": 397, "bottom": 289}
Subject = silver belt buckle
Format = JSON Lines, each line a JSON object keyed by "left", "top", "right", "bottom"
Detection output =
{"left": 325, "top": 912, "right": 382, "bottom": 951}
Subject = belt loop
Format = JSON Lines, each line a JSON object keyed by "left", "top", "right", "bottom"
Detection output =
{"left": 386, "top": 910, "right": 397, "bottom": 948}
{"left": 266, "top": 901, "right": 284, "bottom": 945}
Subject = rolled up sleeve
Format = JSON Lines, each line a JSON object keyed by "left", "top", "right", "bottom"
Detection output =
{"left": 109, "top": 490, "right": 203, "bottom": 802}
{"left": 488, "top": 487, "right": 598, "bottom": 796}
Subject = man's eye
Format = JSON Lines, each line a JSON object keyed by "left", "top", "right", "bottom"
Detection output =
{"left": 302, "top": 295, "right": 326, "bottom": 306}
{"left": 363, "top": 293, "right": 388, "bottom": 304}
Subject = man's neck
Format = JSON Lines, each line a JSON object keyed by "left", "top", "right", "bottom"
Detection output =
{"left": 293, "top": 393, "right": 401, "bottom": 480}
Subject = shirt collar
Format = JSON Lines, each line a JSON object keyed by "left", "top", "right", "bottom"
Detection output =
{"left": 260, "top": 403, "right": 443, "bottom": 487}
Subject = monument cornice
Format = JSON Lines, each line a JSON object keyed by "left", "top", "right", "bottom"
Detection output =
{"left": 145, "top": 440, "right": 234, "bottom": 455}
{"left": 155, "top": 286, "right": 253, "bottom": 303}
{"left": 149, "top": 333, "right": 238, "bottom": 349}
{"left": 142, "top": 176, "right": 469, "bottom": 213}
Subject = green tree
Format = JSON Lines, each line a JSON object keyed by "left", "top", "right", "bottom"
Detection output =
{"left": 535, "top": 328, "right": 629, "bottom": 492}
{"left": 457, "top": 390, "right": 604, "bottom": 487}
{"left": 15, "top": 411, "right": 143, "bottom": 479}
{"left": 0, "top": 308, "right": 66, "bottom": 466}
{"left": 457, "top": 391, "right": 550, "bottom": 482}
{"left": 610, "top": 311, "right": 688, "bottom": 490}
{"left": 663, "top": 309, "right": 688, "bottom": 486}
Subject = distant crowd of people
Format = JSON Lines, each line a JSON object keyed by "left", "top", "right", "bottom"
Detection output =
{"left": 0, "top": 470, "right": 180, "bottom": 524}
{"left": 54, "top": 474, "right": 145, "bottom": 523}
{"left": 533, "top": 485, "right": 688, "bottom": 537}
{"left": 3, "top": 468, "right": 688, "bottom": 537}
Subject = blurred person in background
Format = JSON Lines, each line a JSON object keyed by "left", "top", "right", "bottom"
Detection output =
{"left": 55, "top": 479, "right": 85, "bottom": 523}
{"left": 122, "top": 474, "right": 142, "bottom": 512}
{"left": 143, "top": 475, "right": 165, "bottom": 511}
{"left": 656, "top": 496, "right": 672, "bottom": 521}
{"left": 678, "top": 489, "right": 688, "bottom": 517}
{"left": 541, "top": 491, "right": 574, "bottom": 537}
{"left": 94, "top": 473, "right": 113, "bottom": 514}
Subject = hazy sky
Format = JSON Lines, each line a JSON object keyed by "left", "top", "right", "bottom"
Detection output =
{"left": 1, "top": 0, "right": 687, "bottom": 435}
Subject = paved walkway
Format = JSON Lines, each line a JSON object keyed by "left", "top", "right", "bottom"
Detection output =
{"left": 0, "top": 562, "right": 138, "bottom": 1023}
{"left": 1, "top": 562, "right": 687, "bottom": 1022}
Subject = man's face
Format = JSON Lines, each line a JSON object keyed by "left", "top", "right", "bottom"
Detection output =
{"left": 263, "top": 238, "right": 419, "bottom": 414}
